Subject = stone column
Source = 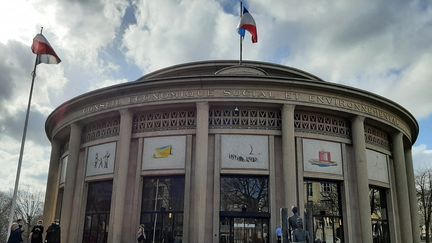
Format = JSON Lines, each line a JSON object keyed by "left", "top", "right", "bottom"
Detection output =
{"left": 281, "top": 104, "right": 297, "bottom": 207}
{"left": 43, "top": 139, "right": 61, "bottom": 230}
{"left": 109, "top": 109, "right": 133, "bottom": 243}
{"left": 351, "top": 116, "right": 373, "bottom": 243}
{"left": 281, "top": 104, "right": 297, "bottom": 242}
{"left": 405, "top": 147, "right": 420, "bottom": 243}
{"left": 60, "top": 123, "right": 82, "bottom": 243}
{"left": 193, "top": 102, "right": 209, "bottom": 243}
{"left": 393, "top": 131, "right": 413, "bottom": 243}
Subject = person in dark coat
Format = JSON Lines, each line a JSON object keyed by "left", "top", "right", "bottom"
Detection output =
{"left": 7, "top": 222, "right": 23, "bottom": 243}
{"left": 45, "top": 220, "right": 60, "bottom": 243}
{"left": 292, "top": 218, "right": 311, "bottom": 243}
{"left": 288, "top": 206, "right": 300, "bottom": 240}
{"left": 30, "top": 220, "right": 44, "bottom": 243}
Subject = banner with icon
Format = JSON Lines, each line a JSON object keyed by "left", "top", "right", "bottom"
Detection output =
{"left": 86, "top": 142, "right": 116, "bottom": 176}
{"left": 303, "top": 139, "right": 343, "bottom": 175}
{"left": 142, "top": 136, "right": 186, "bottom": 170}
{"left": 221, "top": 135, "right": 268, "bottom": 169}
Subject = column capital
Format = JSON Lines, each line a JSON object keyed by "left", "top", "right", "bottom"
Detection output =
{"left": 282, "top": 103, "right": 295, "bottom": 112}
{"left": 196, "top": 101, "right": 209, "bottom": 109}
{"left": 119, "top": 108, "right": 132, "bottom": 117}
{"left": 351, "top": 115, "right": 365, "bottom": 123}
{"left": 392, "top": 131, "right": 404, "bottom": 141}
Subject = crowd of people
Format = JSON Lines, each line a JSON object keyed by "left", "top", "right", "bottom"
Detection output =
{"left": 7, "top": 219, "right": 60, "bottom": 243}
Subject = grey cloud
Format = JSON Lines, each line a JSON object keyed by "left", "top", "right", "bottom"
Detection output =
{"left": 0, "top": 41, "right": 34, "bottom": 109}
{"left": 0, "top": 108, "right": 50, "bottom": 147}
{"left": 333, "top": 5, "right": 395, "bottom": 47}
{"left": 27, "top": 172, "right": 48, "bottom": 183}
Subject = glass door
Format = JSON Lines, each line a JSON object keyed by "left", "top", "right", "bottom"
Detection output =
{"left": 304, "top": 180, "right": 344, "bottom": 243}
{"left": 220, "top": 216, "right": 269, "bottom": 243}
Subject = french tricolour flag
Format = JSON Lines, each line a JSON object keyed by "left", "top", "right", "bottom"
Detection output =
{"left": 31, "top": 34, "right": 61, "bottom": 65}
{"left": 237, "top": 7, "right": 258, "bottom": 43}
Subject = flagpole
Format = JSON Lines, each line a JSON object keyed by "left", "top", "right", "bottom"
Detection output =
{"left": 7, "top": 27, "right": 42, "bottom": 240}
{"left": 239, "top": 0, "right": 243, "bottom": 65}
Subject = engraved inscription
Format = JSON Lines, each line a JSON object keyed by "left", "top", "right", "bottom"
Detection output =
{"left": 79, "top": 88, "right": 409, "bottom": 136}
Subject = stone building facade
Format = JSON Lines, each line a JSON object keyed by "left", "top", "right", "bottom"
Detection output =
{"left": 43, "top": 60, "right": 420, "bottom": 243}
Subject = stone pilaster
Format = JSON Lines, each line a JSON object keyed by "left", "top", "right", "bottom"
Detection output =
{"left": 60, "top": 123, "right": 82, "bottom": 243}
{"left": 393, "top": 132, "right": 413, "bottom": 243}
{"left": 109, "top": 109, "right": 133, "bottom": 243}
{"left": 281, "top": 104, "right": 296, "bottom": 242}
{"left": 193, "top": 102, "right": 209, "bottom": 243}
{"left": 43, "top": 139, "right": 61, "bottom": 230}
{"left": 281, "top": 104, "right": 297, "bottom": 207}
{"left": 351, "top": 116, "right": 373, "bottom": 243}
{"left": 405, "top": 147, "right": 420, "bottom": 243}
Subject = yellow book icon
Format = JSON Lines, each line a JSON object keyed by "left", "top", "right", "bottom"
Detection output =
{"left": 153, "top": 145, "right": 172, "bottom": 158}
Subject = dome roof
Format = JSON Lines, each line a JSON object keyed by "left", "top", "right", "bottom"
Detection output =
{"left": 137, "top": 60, "right": 324, "bottom": 82}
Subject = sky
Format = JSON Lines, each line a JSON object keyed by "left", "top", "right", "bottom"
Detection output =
{"left": 0, "top": 0, "right": 431, "bottom": 195}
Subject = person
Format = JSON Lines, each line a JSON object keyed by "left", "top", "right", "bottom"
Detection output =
{"left": 45, "top": 219, "right": 60, "bottom": 243}
{"left": 16, "top": 219, "right": 24, "bottom": 231}
{"left": 136, "top": 224, "right": 146, "bottom": 243}
{"left": 7, "top": 222, "right": 23, "bottom": 243}
{"left": 30, "top": 220, "right": 44, "bottom": 243}
{"left": 288, "top": 206, "right": 300, "bottom": 240}
{"left": 292, "top": 218, "right": 310, "bottom": 243}
{"left": 275, "top": 226, "right": 282, "bottom": 243}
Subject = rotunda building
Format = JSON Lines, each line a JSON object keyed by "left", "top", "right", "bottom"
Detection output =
{"left": 43, "top": 60, "right": 419, "bottom": 243}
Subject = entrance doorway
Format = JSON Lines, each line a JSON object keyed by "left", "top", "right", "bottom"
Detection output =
{"left": 219, "top": 175, "right": 270, "bottom": 243}
{"left": 304, "top": 180, "right": 344, "bottom": 243}
{"left": 220, "top": 215, "right": 269, "bottom": 243}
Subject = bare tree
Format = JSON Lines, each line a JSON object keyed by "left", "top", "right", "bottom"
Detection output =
{"left": 13, "top": 185, "right": 44, "bottom": 241}
{"left": 0, "top": 191, "right": 12, "bottom": 242}
{"left": 416, "top": 168, "right": 432, "bottom": 243}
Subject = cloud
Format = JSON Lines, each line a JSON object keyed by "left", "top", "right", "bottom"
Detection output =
{"left": 255, "top": 0, "right": 432, "bottom": 118}
{"left": 413, "top": 144, "right": 432, "bottom": 171}
{"left": 122, "top": 0, "right": 240, "bottom": 72}
{"left": 0, "top": 108, "right": 50, "bottom": 146}
{"left": 0, "top": 0, "right": 131, "bottom": 194}
{"left": 0, "top": 137, "right": 49, "bottom": 192}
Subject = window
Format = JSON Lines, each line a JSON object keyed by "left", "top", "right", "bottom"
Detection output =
{"left": 140, "top": 176, "right": 185, "bottom": 243}
{"left": 306, "top": 182, "right": 313, "bottom": 197}
{"left": 220, "top": 176, "right": 270, "bottom": 243}
{"left": 55, "top": 188, "right": 63, "bottom": 220}
{"left": 370, "top": 187, "right": 390, "bottom": 243}
{"left": 321, "top": 183, "right": 334, "bottom": 193}
{"left": 304, "top": 180, "right": 343, "bottom": 243}
{"left": 82, "top": 181, "right": 113, "bottom": 243}
{"left": 220, "top": 176, "right": 269, "bottom": 214}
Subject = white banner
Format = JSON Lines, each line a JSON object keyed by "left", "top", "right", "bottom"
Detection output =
{"left": 303, "top": 139, "right": 343, "bottom": 175}
{"left": 367, "top": 149, "right": 389, "bottom": 183}
{"left": 86, "top": 142, "right": 116, "bottom": 176}
{"left": 143, "top": 136, "right": 186, "bottom": 170}
{"left": 60, "top": 156, "right": 68, "bottom": 184}
{"left": 221, "top": 135, "right": 269, "bottom": 169}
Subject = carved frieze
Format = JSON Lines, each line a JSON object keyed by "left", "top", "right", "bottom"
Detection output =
{"left": 51, "top": 87, "right": 412, "bottom": 140}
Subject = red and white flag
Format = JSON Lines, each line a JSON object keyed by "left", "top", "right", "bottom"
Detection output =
{"left": 31, "top": 34, "right": 61, "bottom": 65}
{"left": 237, "top": 7, "right": 258, "bottom": 43}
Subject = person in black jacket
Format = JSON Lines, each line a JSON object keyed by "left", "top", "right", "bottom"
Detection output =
{"left": 7, "top": 222, "right": 23, "bottom": 243}
{"left": 30, "top": 220, "right": 44, "bottom": 243}
{"left": 45, "top": 220, "right": 60, "bottom": 243}
{"left": 292, "top": 218, "right": 311, "bottom": 243}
